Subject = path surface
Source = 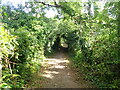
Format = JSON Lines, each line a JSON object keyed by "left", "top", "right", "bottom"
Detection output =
{"left": 28, "top": 49, "right": 95, "bottom": 88}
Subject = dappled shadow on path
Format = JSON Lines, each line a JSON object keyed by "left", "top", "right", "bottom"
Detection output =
{"left": 39, "top": 49, "right": 94, "bottom": 88}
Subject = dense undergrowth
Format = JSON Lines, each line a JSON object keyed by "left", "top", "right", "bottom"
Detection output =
{"left": 66, "top": 3, "right": 120, "bottom": 88}
{"left": 0, "top": 3, "right": 59, "bottom": 88}
{"left": 0, "top": 1, "right": 120, "bottom": 88}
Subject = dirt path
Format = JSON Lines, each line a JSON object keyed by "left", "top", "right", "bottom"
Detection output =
{"left": 28, "top": 49, "right": 95, "bottom": 88}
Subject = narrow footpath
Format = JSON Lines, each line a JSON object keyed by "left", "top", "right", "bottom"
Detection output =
{"left": 28, "top": 49, "right": 95, "bottom": 88}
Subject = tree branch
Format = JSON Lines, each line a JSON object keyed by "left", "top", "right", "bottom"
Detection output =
{"left": 35, "top": 1, "right": 62, "bottom": 8}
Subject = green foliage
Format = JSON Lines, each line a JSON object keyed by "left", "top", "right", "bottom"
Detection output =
{"left": 1, "top": 1, "right": 120, "bottom": 88}
{"left": 67, "top": 2, "right": 120, "bottom": 88}
{"left": 1, "top": 3, "right": 59, "bottom": 88}
{"left": 0, "top": 26, "right": 24, "bottom": 88}
{"left": 0, "top": 26, "right": 17, "bottom": 58}
{"left": 0, "top": 74, "right": 24, "bottom": 88}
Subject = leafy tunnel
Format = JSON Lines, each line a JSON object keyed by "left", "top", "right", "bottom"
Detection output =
{"left": 0, "top": 1, "right": 120, "bottom": 88}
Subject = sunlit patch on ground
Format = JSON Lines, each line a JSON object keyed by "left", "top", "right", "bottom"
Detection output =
{"left": 41, "top": 70, "right": 59, "bottom": 79}
{"left": 41, "top": 55, "right": 70, "bottom": 79}
{"left": 41, "top": 57, "right": 69, "bottom": 67}
{"left": 38, "top": 51, "right": 94, "bottom": 88}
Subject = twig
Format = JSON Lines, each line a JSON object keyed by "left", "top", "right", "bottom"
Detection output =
{"left": 34, "top": 0, "right": 62, "bottom": 8}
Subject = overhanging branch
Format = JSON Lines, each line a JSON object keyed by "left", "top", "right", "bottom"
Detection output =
{"left": 35, "top": 1, "right": 62, "bottom": 8}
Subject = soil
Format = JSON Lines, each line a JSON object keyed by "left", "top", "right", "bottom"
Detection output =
{"left": 28, "top": 48, "right": 95, "bottom": 88}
